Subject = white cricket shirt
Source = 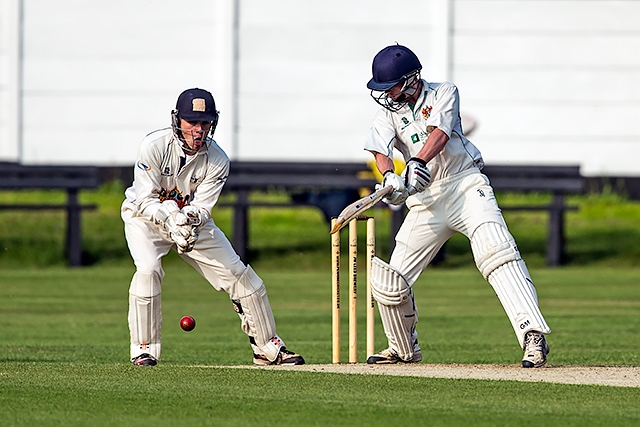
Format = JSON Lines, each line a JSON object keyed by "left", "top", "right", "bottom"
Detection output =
{"left": 364, "top": 80, "right": 484, "bottom": 183}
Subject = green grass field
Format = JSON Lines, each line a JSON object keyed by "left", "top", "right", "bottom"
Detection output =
{"left": 1, "top": 265, "right": 639, "bottom": 426}
{"left": 1, "top": 185, "right": 640, "bottom": 425}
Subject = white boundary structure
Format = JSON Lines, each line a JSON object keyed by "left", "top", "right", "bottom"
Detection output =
{"left": 0, "top": 0, "right": 22, "bottom": 161}
{"left": 1, "top": 0, "right": 639, "bottom": 177}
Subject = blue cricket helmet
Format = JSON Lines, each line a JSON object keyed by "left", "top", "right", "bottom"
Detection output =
{"left": 367, "top": 45, "right": 422, "bottom": 91}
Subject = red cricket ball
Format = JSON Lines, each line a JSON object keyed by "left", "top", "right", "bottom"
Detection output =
{"left": 180, "top": 315, "right": 196, "bottom": 331}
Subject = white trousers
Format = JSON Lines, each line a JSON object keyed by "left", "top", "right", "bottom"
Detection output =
{"left": 392, "top": 169, "right": 505, "bottom": 280}
{"left": 122, "top": 202, "right": 249, "bottom": 359}
{"left": 122, "top": 202, "right": 247, "bottom": 293}
{"left": 390, "top": 168, "right": 550, "bottom": 346}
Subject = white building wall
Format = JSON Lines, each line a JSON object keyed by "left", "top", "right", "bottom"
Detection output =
{"left": 0, "top": 0, "right": 21, "bottom": 162}
{"left": 235, "top": 0, "right": 450, "bottom": 162}
{"left": 15, "top": 0, "right": 231, "bottom": 165}
{"left": 0, "top": 0, "right": 638, "bottom": 176}
{"left": 453, "top": 0, "right": 640, "bottom": 176}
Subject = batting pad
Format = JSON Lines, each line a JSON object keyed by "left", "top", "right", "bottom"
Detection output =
{"left": 370, "top": 257, "right": 412, "bottom": 306}
{"left": 470, "top": 221, "right": 521, "bottom": 280}
{"left": 471, "top": 222, "right": 550, "bottom": 346}
{"left": 128, "top": 271, "right": 162, "bottom": 360}
{"left": 370, "top": 257, "right": 418, "bottom": 360}
{"left": 377, "top": 300, "right": 419, "bottom": 361}
{"left": 232, "top": 265, "right": 277, "bottom": 352}
{"left": 489, "top": 260, "right": 551, "bottom": 347}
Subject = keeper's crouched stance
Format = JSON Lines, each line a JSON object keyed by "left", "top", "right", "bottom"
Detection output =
{"left": 122, "top": 88, "right": 304, "bottom": 367}
{"left": 363, "top": 45, "right": 551, "bottom": 368}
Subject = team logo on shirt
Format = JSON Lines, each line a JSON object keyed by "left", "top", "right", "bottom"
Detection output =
{"left": 410, "top": 131, "right": 428, "bottom": 144}
{"left": 136, "top": 161, "right": 151, "bottom": 172}
{"left": 399, "top": 116, "right": 414, "bottom": 130}
{"left": 156, "top": 187, "right": 190, "bottom": 209}
{"left": 421, "top": 106, "right": 433, "bottom": 120}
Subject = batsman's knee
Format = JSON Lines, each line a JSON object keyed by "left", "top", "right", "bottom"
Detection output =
{"left": 370, "top": 256, "right": 413, "bottom": 306}
{"left": 470, "top": 222, "right": 521, "bottom": 280}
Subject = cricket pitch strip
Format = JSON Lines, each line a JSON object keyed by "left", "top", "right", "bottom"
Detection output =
{"left": 206, "top": 364, "right": 640, "bottom": 388}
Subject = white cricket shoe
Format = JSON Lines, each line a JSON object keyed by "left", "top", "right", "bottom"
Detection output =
{"left": 253, "top": 347, "right": 305, "bottom": 365}
{"left": 366, "top": 341, "right": 422, "bottom": 364}
{"left": 522, "top": 331, "right": 550, "bottom": 368}
{"left": 250, "top": 335, "right": 305, "bottom": 365}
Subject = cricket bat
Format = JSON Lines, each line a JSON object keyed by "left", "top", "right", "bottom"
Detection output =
{"left": 329, "top": 185, "right": 393, "bottom": 234}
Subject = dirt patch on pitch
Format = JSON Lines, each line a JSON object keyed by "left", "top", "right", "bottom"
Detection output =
{"left": 227, "top": 364, "right": 640, "bottom": 388}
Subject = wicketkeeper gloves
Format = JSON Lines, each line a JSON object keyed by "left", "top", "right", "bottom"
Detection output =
{"left": 154, "top": 200, "right": 198, "bottom": 254}
{"left": 181, "top": 205, "right": 211, "bottom": 227}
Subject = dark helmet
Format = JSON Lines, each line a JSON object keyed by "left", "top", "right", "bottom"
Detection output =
{"left": 171, "top": 88, "right": 220, "bottom": 154}
{"left": 174, "top": 88, "right": 219, "bottom": 123}
{"left": 367, "top": 45, "right": 422, "bottom": 91}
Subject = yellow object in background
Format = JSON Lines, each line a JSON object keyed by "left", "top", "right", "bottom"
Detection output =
{"left": 358, "top": 157, "right": 406, "bottom": 197}
{"left": 364, "top": 157, "right": 406, "bottom": 181}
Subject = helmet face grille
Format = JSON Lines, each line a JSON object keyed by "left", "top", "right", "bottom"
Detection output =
{"left": 368, "top": 45, "right": 422, "bottom": 91}
{"left": 171, "top": 109, "right": 219, "bottom": 155}
{"left": 370, "top": 72, "right": 421, "bottom": 112}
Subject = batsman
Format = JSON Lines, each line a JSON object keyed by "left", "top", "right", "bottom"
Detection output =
{"left": 363, "top": 45, "right": 551, "bottom": 368}
{"left": 121, "top": 88, "right": 304, "bottom": 367}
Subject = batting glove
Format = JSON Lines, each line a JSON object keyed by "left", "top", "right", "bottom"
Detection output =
{"left": 379, "top": 171, "right": 409, "bottom": 206}
{"left": 404, "top": 157, "right": 431, "bottom": 195}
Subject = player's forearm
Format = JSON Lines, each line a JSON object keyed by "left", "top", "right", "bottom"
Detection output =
{"left": 414, "top": 127, "right": 449, "bottom": 163}
{"left": 374, "top": 152, "right": 396, "bottom": 175}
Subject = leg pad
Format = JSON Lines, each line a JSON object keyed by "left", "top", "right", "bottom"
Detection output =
{"left": 370, "top": 257, "right": 418, "bottom": 360}
{"left": 129, "top": 271, "right": 162, "bottom": 360}
{"left": 231, "top": 265, "right": 277, "bottom": 353}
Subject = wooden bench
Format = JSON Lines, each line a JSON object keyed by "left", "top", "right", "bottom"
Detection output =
{"left": 223, "top": 162, "right": 584, "bottom": 267}
{"left": 95, "top": 162, "right": 584, "bottom": 266}
{"left": 0, "top": 163, "right": 99, "bottom": 266}
{"left": 482, "top": 164, "right": 585, "bottom": 266}
{"left": 221, "top": 161, "right": 377, "bottom": 261}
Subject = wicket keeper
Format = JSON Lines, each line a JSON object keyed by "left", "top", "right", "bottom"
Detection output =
{"left": 121, "top": 88, "right": 305, "bottom": 366}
